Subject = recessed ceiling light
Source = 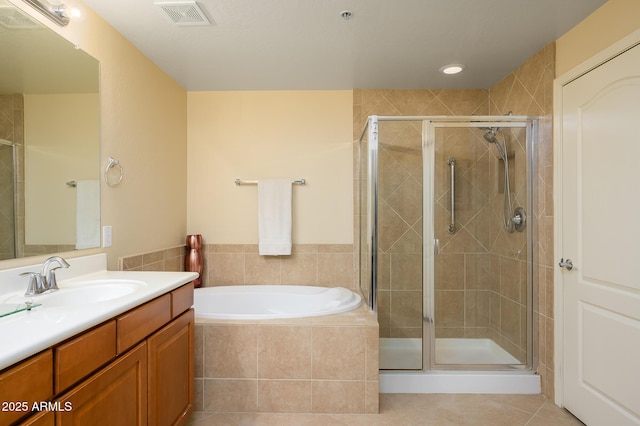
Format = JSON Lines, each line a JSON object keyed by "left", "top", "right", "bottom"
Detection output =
{"left": 340, "top": 10, "right": 352, "bottom": 20}
{"left": 440, "top": 64, "right": 465, "bottom": 75}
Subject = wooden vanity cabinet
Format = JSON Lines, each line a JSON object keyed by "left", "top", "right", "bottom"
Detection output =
{"left": 147, "top": 309, "right": 194, "bottom": 426}
{"left": 54, "top": 320, "right": 117, "bottom": 394}
{"left": 20, "top": 410, "right": 54, "bottom": 426}
{"left": 0, "top": 350, "right": 53, "bottom": 425}
{"left": 1, "top": 282, "right": 194, "bottom": 426}
{"left": 55, "top": 342, "right": 148, "bottom": 425}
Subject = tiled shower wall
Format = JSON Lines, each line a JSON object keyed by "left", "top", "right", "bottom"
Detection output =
{"left": 353, "top": 89, "right": 494, "bottom": 341}
{"left": 353, "top": 42, "right": 555, "bottom": 398}
{"left": 0, "top": 95, "right": 22, "bottom": 260}
{"left": 490, "top": 43, "right": 556, "bottom": 398}
{"left": 353, "top": 89, "right": 499, "bottom": 342}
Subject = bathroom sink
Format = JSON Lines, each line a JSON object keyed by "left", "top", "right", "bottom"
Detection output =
{"left": 1, "top": 279, "right": 146, "bottom": 307}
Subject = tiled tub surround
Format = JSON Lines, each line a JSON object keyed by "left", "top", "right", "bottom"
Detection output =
{"left": 120, "top": 245, "right": 187, "bottom": 272}
{"left": 193, "top": 304, "right": 379, "bottom": 414}
{"left": 121, "top": 243, "right": 375, "bottom": 414}
{"left": 200, "top": 244, "right": 355, "bottom": 289}
{"left": 120, "top": 244, "right": 356, "bottom": 289}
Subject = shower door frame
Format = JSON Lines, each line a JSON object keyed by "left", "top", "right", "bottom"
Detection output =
{"left": 0, "top": 140, "right": 18, "bottom": 260}
{"left": 360, "top": 115, "right": 537, "bottom": 372}
{"left": 424, "top": 117, "right": 537, "bottom": 371}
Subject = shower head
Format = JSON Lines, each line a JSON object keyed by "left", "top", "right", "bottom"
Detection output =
{"left": 482, "top": 128, "right": 499, "bottom": 144}
{"left": 482, "top": 128, "right": 507, "bottom": 159}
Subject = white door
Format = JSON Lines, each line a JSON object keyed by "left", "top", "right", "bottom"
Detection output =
{"left": 560, "top": 42, "right": 640, "bottom": 425}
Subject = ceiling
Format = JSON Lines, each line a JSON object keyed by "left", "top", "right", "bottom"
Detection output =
{"left": 81, "top": 0, "right": 607, "bottom": 91}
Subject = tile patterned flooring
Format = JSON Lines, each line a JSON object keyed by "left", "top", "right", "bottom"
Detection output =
{"left": 186, "top": 393, "right": 584, "bottom": 425}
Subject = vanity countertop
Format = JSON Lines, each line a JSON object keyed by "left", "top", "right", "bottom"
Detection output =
{"left": 0, "top": 255, "right": 197, "bottom": 371}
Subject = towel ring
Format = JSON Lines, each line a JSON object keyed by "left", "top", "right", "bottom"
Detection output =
{"left": 104, "top": 157, "right": 123, "bottom": 187}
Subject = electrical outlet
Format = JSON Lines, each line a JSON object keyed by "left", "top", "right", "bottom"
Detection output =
{"left": 102, "top": 226, "right": 112, "bottom": 247}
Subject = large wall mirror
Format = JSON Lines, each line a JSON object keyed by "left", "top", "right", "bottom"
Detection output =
{"left": 0, "top": 0, "right": 100, "bottom": 261}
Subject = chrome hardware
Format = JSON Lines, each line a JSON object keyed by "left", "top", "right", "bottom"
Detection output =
{"left": 434, "top": 239, "right": 440, "bottom": 256}
{"left": 512, "top": 207, "right": 526, "bottom": 232}
{"left": 447, "top": 157, "right": 456, "bottom": 234}
{"left": 235, "top": 178, "right": 306, "bottom": 186}
{"left": 558, "top": 258, "right": 574, "bottom": 271}
{"left": 41, "top": 256, "right": 70, "bottom": 291}
{"left": 20, "top": 272, "right": 46, "bottom": 297}
{"left": 104, "top": 156, "right": 124, "bottom": 187}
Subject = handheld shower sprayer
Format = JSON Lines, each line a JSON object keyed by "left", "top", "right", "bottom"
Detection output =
{"left": 479, "top": 126, "right": 525, "bottom": 232}
{"left": 482, "top": 128, "right": 507, "bottom": 160}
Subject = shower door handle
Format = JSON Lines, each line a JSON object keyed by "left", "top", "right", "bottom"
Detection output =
{"left": 447, "top": 157, "right": 456, "bottom": 234}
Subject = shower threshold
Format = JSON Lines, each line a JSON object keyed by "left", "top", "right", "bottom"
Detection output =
{"left": 380, "top": 337, "right": 519, "bottom": 369}
{"left": 379, "top": 338, "right": 540, "bottom": 394}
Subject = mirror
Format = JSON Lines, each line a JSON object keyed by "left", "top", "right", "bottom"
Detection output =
{"left": 0, "top": 0, "right": 100, "bottom": 260}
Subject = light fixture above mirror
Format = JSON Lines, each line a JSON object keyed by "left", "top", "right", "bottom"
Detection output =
{"left": 23, "top": 0, "right": 69, "bottom": 26}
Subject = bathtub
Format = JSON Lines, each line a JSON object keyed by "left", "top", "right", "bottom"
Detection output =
{"left": 193, "top": 285, "right": 362, "bottom": 320}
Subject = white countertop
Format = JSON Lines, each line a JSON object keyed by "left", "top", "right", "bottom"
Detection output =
{"left": 0, "top": 254, "right": 198, "bottom": 370}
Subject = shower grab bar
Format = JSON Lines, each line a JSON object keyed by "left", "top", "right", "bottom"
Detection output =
{"left": 235, "top": 178, "right": 306, "bottom": 186}
{"left": 447, "top": 157, "right": 456, "bottom": 234}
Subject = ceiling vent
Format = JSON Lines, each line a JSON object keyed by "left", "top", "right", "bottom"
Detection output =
{"left": 155, "top": 1, "right": 211, "bottom": 26}
{"left": 0, "top": 6, "right": 41, "bottom": 29}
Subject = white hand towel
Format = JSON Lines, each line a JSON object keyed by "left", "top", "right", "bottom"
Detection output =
{"left": 75, "top": 180, "right": 100, "bottom": 249}
{"left": 258, "top": 179, "right": 292, "bottom": 256}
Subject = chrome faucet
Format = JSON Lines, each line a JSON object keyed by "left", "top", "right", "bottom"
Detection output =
{"left": 20, "top": 272, "right": 46, "bottom": 296}
{"left": 40, "top": 256, "right": 70, "bottom": 291}
{"left": 20, "top": 256, "right": 70, "bottom": 296}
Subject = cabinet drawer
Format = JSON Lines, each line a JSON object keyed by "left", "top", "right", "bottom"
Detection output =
{"left": 0, "top": 350, "right": 53, "bottom": 425}
{"left": 54, "top": 320, "right": 116, "bottom": 393}
{"left": 171, "top": 282, "right": 194, "bottom": 318}
{"left": 117, "top": 294, "right": 171, "bottom": 353}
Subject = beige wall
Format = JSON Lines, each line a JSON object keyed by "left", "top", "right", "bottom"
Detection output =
{"left": 556, "top": 0, "right": 640, "bottom": 76}
{"left": 3, "top": 0, "right": 188, "bottom": 270}
{"left": 187, "top": 91, "right": 353, "bottom": 245}
{"left": 24, "top": 94, "right": 99, "bottom": 245}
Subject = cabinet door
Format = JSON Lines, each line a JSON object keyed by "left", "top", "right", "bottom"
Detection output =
{"left": 0, "top": 350, "right": 52, "bottom": 425}
{"left": 56, "top": 342, "right": 147, "bottom": 425}
{"left": 21, "top": 410, "right": 54, "bottom": 426}
{"left": 147, "top": 309, "right": 194, "bottom": 426}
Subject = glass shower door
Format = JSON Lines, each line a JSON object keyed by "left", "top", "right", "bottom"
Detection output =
{"left": 373, "top": 118, "right": 424, "bottom": 370}
{"left": 425, "top": 120, "right": 534, "bottom": 370}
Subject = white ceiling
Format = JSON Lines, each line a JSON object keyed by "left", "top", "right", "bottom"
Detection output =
{"left": 81, "top": 0, "right": 607, "bottom": 91}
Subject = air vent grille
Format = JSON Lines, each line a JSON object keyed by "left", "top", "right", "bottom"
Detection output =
{"left": 155, "top": 1, "right": 211, "bottom": 26}
{"left": 0, "top": 6, "right": 41, "bottom": 29}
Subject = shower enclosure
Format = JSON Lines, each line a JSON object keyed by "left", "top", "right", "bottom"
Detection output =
{"left": 0, "top": 140, "right": 17, "bottom": 261}
{"left": 359, "top": 115, "right": 537, "bottom": 384}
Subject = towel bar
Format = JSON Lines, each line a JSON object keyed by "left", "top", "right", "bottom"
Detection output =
{"left": 235, "top": 179, "right": 306, "bottom": 186}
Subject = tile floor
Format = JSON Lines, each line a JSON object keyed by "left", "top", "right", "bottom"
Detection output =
{"left": 186, "top": 393, "right": 584, "bottom": 425}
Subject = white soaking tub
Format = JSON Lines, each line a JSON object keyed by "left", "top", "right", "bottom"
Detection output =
{"left": 193, "top": 285, "right": 362, "bottom": 320}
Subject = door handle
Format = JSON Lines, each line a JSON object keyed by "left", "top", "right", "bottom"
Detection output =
{"left": 558, "top": 258, "right": 574, "bottom": 271}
